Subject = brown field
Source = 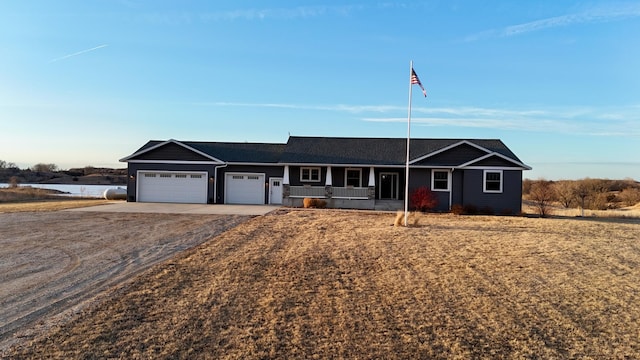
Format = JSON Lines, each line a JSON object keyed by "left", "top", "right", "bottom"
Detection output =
{"left": 4, "top": 209, "right": 640, "bottom": 359}
{"left": 0, "top": 187, "right": 112, "bottom": 213}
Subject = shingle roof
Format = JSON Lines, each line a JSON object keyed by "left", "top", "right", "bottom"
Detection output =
{"left": 280, "top": 136, "right": 523, "bottom": 165}
{"left": 184, "top": 141, "right": 286, "bottom": 163}
{"left": 124, "top": 137, "right": 525, "bottom": 167}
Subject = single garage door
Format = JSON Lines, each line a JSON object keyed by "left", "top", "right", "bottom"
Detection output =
{"left": 137, "top": 171, "right": 207, "bottom": 204}
{"left": 225, "top": 173, "right": 265, "bottom": 204}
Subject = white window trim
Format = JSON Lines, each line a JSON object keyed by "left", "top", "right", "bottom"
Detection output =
{"left": 345, "top": 168, "right": 362, "bottom": 187}
{"left": 483, "top": 169, "right": 503, "bottom": 193}
{"left": 300, "top": 167, "right": 321, "bottom": 182}
{"left": 431, "top": 169, "right": 450, "bottom": 192}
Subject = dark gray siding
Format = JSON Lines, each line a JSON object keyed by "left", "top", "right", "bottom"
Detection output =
{"left": 413, "top": 144, "right": 487, "bottom": 166}
{"left": 407, "top": 169, "right": 450, "bottom": 211}
{"left": 471, "top": 156, "right": 520, "bottom": 167}
{"left": 217, "top": 165, "right": 284, "bottom": 204}
{"left": 126, "top": 162, "right": 218, "bottom": 203}
{"left": 458, "top": 169, "right": 522, "bottom": 214}
{"left": 287, "top": 166, "right": 327, "bottom": 186}
{"left": 134, "top": 143, "right": 214, "bottom": 161}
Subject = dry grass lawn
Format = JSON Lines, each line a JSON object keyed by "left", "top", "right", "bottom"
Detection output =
{"left": 7, "top": 210, "right": 640, "bottom": 359}
{"left": 0, "top": 187, "right": 111, "bottom": 212}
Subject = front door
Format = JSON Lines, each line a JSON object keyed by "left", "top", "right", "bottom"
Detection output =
{"left": 379, "top": 172, "right": 398, "bottom": 200}
{"left": 269, "top": 178, "right": 283, "bottom": 204}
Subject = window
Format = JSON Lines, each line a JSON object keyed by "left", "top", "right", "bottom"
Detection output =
{"left": 300, "top": 167, "right": 321, "bottom": 182}
{"left": 190, "top": 174, "right": 202, "bottom": 179}
{"left": 345, "top": 168, "right": 362, "bottom": 187}
{"left": 431, "top": 170, "right": 450, "bottom": 191}
{"left": 175, "top": 174, "right": 187, "bottom": 178}
{"left": 160, "top": 173, "right": 172, "bottom": 178}
{"left": 484, "top": 170, "right": 503, "bottom": 193}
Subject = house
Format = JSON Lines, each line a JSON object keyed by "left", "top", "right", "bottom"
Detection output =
{"left": 119, "top": 136, "right": 531, "bottom": 213}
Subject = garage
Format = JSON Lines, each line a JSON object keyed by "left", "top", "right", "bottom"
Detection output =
{"left": 137, "top": 171, "right": 208, "bottom": 204}
{"left": 225, "top": 173, "right": 265, "bottom": 204}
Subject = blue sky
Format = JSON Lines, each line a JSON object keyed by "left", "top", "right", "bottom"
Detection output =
{"left": 1, "top": 1, "right": 639, "bottom": 180}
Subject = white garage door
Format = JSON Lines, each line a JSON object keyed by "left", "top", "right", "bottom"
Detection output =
{"left": 137, "top": 171, "right": 207, "bottom": 204}
{"left": 225, "top": 173, "right": 265, "bottom": 204}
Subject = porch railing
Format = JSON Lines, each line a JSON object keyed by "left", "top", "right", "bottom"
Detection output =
{"left": 332, "top": 186, "right": 369, "bottom": 199}
{"left": 287, "top": 186, "right": 370, "bottom": 199}
{"left": 289, "top": 185, "right": 326, "bottom": 198}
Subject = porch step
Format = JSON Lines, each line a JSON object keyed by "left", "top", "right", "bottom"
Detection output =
{"left": 374, "top": 200, "right": 404, "bottom": 211}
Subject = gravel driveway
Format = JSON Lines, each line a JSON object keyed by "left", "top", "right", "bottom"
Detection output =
{"left": 0, "top": 211, "right": 252, "bottom": 351}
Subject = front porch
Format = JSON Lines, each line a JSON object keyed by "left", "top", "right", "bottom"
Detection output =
{"left": 283, "top": 185, "right": 403, "bottom": 211}
{"left": 281, "top": 165, "right": 404, "bottom": 210}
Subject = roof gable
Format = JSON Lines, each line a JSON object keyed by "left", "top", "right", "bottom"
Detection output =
{"left": 120, "top": 140, "right": 223, "bottom": 163}
{"left": 460, "top": 152, "right": 532, "bottom": 169}
{"left": 411, "top": 141, "right": 488, "bottom": 166}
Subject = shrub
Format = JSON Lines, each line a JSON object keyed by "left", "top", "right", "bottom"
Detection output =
{"left": 409, "top": 187, "right": 438, "bottom": 212}
{"left": 394, "top": 211, "right": 404, "bottom": 227}
{"left": 451, "top": 204, "right": 464, "bottom": 215}
{"left": 303, "top": 198, "right": 327, "bottom": 209}
{"left": 618, "top": 188, "right": 640, "bottom": 206}
{"left": 463, "top": 204, "right": 478, "bottom": 215}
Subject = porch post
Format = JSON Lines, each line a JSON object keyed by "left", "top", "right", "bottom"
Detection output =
{"left": 283, "top": 165, "right": 290, "bottom": 199}
{"left": 368, "top": 166, "right": 376, "bottom": 200}
{"left": 325, "top": 166, "right": 332, "bottom": 199}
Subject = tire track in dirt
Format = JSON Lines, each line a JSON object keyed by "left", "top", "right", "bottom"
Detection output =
{"left": 0, "top": 211, "right": 252, "bottom": 352}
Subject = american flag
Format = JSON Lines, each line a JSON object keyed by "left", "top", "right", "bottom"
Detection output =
{"left": 411, "top": 68, "right": 427, "bottom": 97}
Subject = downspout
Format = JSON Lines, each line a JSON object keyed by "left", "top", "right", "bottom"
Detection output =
{"left": 449, "top": 168, "right": 455, "bottom": 211}
{"left": 213, "top": 163, "right": 228, "bottom": 204}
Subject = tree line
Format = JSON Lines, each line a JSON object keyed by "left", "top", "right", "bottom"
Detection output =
{"left": 524, "top": 178, "right": 640, "bottom": 216}
{"left": 0, "top": 160, "right": 126, "bottom": 185}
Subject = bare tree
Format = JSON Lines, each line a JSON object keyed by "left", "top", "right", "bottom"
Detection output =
{"left": 529, "top": 179, "right": 556, "bottom": 217}
{"left": 553, "top": 181, "right": 576, "bottom": 208}
{"left": 32, "top": 163, "right": 58, "bottom": 173}
{"left": 9, "top": 176, "right": 19, "bottom": 188}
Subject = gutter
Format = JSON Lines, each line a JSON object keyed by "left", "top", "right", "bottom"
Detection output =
{"left": 213, "top": 163, "right": 228, "bottom": 204}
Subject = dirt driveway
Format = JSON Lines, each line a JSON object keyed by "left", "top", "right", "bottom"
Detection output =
{"left": 0, "top": 211, "right": 252, "bottom": 351}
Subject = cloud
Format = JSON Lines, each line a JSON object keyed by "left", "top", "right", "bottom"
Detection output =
{"left": 363, "top": 105, "right": 640, "bottom": 137}
{"left": 465, "top": 3, "right": 640, "bottom": 41}
{"left": 189, "top": 101, "right": 640, "bottom": 138}
{"left": 49, "top": 44, "right": 108, "bottom": 63}
{"left": 189, "top": 101, "right": 399, "bottom": 113}
{"left": 196, "top": 5, "right": 363, "bottom": 21}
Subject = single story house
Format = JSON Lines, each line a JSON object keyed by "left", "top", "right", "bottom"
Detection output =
{"left": 120, "top": 136, "right": 531, "bottom": 213}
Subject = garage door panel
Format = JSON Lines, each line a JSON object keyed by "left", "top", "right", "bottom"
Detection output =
{"left": 137, "top": 172, "right": 207, "bottom": 204}
{"left": 225, "top": 173, "right": 265, "bottom": 204}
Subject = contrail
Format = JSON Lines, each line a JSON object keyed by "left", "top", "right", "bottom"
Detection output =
{"left": 49, "top": 44, "right": 108, "bottom": 63}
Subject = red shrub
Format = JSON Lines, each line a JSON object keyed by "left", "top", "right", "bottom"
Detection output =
{"left": 410, "top": 187, "right": 438, "bottom": 212}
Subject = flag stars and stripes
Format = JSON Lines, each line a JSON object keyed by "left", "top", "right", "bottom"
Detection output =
{"left": 411, "top": 68, "right": 427, "bottom": 97}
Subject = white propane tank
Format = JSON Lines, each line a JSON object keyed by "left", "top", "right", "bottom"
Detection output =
{"left": 103, "top": 187, "right": 127, "bottom": 200}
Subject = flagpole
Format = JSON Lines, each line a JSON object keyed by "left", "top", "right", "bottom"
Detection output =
{"left": 404, "top": 60, "right": 413, "bottom": 226}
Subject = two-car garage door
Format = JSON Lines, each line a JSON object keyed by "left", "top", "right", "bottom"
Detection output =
{"left": 137, "top": 171, "right": 208, "bottom": 204}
